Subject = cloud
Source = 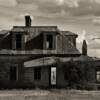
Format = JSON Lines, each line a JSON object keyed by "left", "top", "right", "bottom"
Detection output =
{"left": 15, "top": 0, "right": 100, "bottom": 18}
{"left": 88, "top": 49, "right": 100, "bottom": 57}
{"left": 93, "top": 17, "right": 100, "bottom": 25}
{"left": 0, "top": 0, "right": 17, "bottom": 7}
{"left": 77, "top": 30, "right": 87, "bottom": 43}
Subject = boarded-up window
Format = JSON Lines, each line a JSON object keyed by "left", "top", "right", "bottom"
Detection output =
{"left": 96, "top": 71, "right": 100, "bottom": 82}
{"left": 16, "top": 34, "right": 22, "bottom": 49}
{"left": 34, "top": 67, "right": 41, "bottom": 80}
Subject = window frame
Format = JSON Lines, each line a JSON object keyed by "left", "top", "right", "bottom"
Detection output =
{"left": 43, "top": 33, "right": 56, "bottom": 50}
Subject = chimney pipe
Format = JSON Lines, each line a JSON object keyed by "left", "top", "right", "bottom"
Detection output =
{"left": 82, "top": 40, "right": 87, "bottom": 56}
{"left": 25, "top": 16, "right": 31, "bottom": 27}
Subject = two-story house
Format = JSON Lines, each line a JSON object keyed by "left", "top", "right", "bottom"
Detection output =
{"left": 0, "top": 16, "right": 100, "bottom": 89}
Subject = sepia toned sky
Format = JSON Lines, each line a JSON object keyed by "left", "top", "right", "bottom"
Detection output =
{"left": 0, "top": 0, "right": 100, "bottom": 57}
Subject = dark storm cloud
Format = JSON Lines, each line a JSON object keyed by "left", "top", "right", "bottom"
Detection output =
{"left": 16, "top": 0, "right": 100, "bottom": 17}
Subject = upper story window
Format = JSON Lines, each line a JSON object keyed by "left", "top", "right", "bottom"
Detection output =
{"left": 46, "top": 34, "right": 54, "bottom": 49}
{"left": 16, "top": 34, "right": 22, "bottom": 49}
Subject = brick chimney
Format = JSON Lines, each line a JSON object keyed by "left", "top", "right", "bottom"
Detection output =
{"left": 25, "top": 16, "right": 31, "bottom": 27}
{"left": 82, "top": 40, "right": 87, "bottom": 56}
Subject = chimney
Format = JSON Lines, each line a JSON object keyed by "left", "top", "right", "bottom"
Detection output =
{"left": 25, "top": 16, "right": 31, "bottom": 27}
{"left": 82, "top": 40, "right": 87, "bottom": 56}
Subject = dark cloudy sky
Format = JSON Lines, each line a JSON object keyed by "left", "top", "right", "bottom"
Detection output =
{"left": 0, "top": 0, "right": 100, "bottom": 57}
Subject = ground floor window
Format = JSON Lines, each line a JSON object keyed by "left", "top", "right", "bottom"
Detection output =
{"left": 51, "top": 67, "right": 56, "bottom": 85}
{"left": 34, "top": 67, "right": 41, "bottom": 80}
{"left": 96, "top": 71, "right": 100, "bottom": 83}
{"left": 10, "top": 66, "right": 17, "bottom": 81}
{"left": 64, "top": 70, "right": 69, "bottom": 81}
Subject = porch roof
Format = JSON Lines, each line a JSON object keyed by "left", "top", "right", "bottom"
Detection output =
{"left": 24, "top": 57, "right": 56, "bottom": 67}
{"left": 24, "top": 56, "right": 100, "bottom": 67}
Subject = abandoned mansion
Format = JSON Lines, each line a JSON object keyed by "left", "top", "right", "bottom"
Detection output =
{"left": 0, "top": 16, "right": 100, "bottom": 89}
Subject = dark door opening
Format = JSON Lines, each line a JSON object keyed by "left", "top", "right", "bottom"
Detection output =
{"left": 10, "top": 66, "right": 17, "bottom": 81}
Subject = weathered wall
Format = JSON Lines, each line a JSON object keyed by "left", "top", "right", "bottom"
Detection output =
{"left": 0, "top": 34, "right": 12, "bottom": 50}
{"left": 56, "top": 61, "right": 98, "bottom": 89}
{"left": 25, "top": 34, "right": 43, "bottom": 50}
{"left": 56, "top": 34, "right": 79, "bottom": 55}
{"left": 0, "top": 63, "right": 24, "bottom": 81}
{"left": 56, "top": 63, "right": 68, "bottom": 88}
{"left": 24, "top": 66, "right": 50, "bottom": 88}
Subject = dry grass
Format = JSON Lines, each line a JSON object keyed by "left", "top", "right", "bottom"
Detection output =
{"left": 0, "top": 89, "right": 99, "bottom": 100}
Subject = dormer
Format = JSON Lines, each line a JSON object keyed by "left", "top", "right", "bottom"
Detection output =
{"left": 61, "top": 31, "right": 78, "bottom": 47}
{"left": 10, "top": 28, "right": 28, "bottom": 50}
{"left": 42, "top": 31, "right": 58, "bottom": 50}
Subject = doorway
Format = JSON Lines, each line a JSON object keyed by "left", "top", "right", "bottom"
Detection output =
{"left": 50, "top": 67, "right": 56, "bottom": 86}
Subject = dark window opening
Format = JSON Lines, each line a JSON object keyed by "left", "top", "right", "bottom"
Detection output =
{"left": 10, "top": 66, "right": 17, "bottom": 81}
{"left": 46, "top": 34, "right": 53, "bottom": 49}
{"left": 16, "top": 34, "right": 22, "bottom": 49}
{"left": 64, "top": 70, "right": 69, "bottom": 81}
{"left": 34, "top": 67, "right": 41, "bottom": 80}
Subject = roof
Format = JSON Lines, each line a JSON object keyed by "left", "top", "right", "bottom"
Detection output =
{"left": 11, "top": 26, "right": 78, "bottom": 41}
{"left": 24, "top": 56, "right": 100, "bottom": 67}
{"left": 0, "top": 49, "right": 80, "bottom": 55}
{"left": 0, "top": 30, "right": 10, "bottom": 40}
{"left": 11, "top": 26, "right": 58, "bottom": 34}
{"left": 0, "top": 30, "right": 9, "bottom": 34}
{"left": 61, "top": 31, "right": 78, "bottom": 36}
{"left": 11, "top": 26, "right": 58, "bottom": 41}
{"left": 24, "top": 57, "right": 55, "bottom": 67}
{"left": 61, "top": 55, "right": 100, "bottom": 62}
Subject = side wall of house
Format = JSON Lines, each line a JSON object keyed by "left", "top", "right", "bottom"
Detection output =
{"left": 25, "top": 34, "right": 43, "bottom": 50}
{"left": 56, "top": 63, "right": 68, "bottom": 88}
{"left": 24, "top": 66, "right": 50, "bottom": 88}
{"left": 56, "top": 34, "right": 79, "bottom": 54}
{"left": 0, "top": 34, "right": 12, "bottom": 50}
{"left": 56, "top": 62, "right": 97, "bottom": 89}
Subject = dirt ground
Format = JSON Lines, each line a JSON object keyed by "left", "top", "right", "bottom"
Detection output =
{"left": 0, "top": 89, "right": 99, "bottom": 100}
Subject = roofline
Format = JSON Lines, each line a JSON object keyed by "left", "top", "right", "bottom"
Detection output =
{"left": 61, "top": 31, "right": 78, "bottom": 37}
{"left": 13, "top": 26, "right": 58, "bottom": 28}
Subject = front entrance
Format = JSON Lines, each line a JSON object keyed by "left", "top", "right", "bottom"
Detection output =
{"left": 50, "top": 67, "right": 56, "bottom": 86}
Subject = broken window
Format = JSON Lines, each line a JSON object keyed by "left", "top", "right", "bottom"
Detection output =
{"left": 34, "top": 67, "right": 41, "bottom": 80}
{"left": 10, "top": 66, "right": 17, "bottom": 81}
{"left": 96, "top": 71, "right": 100, "bottom": 83}
{"left": 16, "top": 34, "right": 22, "bottom": 49}
{"left": 46, "top": 34, "right": 53, "bottom": 49}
